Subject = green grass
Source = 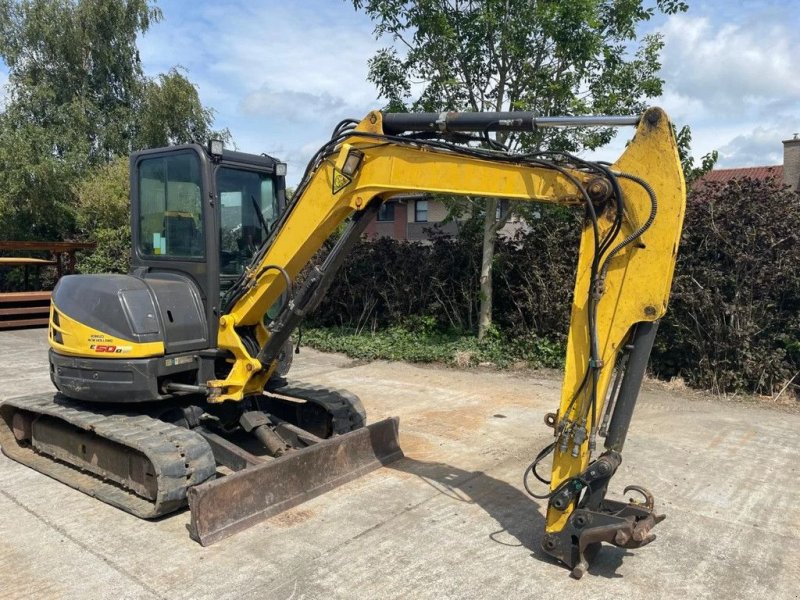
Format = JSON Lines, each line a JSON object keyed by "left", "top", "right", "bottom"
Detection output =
{"left": 301, "top": 325, "right": 565, "bottom": 370}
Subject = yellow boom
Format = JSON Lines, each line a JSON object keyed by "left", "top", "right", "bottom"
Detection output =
{"left": 209, "top": 106, "right": 685, "bottom": 575}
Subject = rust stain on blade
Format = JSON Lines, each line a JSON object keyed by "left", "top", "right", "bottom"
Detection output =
{"left": 187, "top": 417, "right": 403, "bottom": 546}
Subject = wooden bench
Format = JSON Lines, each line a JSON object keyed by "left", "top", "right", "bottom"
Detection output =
{"left": 0, "top": 258, "right": 58, "bottom": 266}
{"left": 0, "top": 241, "right": 96, "bottom": 330}
{"left": 0, "top": 291, "right": 52, "bottom": 329}
{"left": 0, "top": 257, "right": 58, "bottom": 291}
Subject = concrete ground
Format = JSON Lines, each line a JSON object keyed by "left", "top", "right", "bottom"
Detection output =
{"left": 0, "top": 327, "right": 798, "bottom": 600}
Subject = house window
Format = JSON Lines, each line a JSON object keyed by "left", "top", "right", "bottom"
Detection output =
{"left": 377, "top": 202, "right": 395, "bottom": 222}
{"left": 414, "top": 199, "right": 428, "bottom": 222}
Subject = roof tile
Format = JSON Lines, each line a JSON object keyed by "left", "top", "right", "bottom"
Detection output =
{"left": 700, "top": 166, "right": 784, "bottom": 184}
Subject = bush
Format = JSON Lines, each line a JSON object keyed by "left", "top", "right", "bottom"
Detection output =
{"left": 302, "top": 325, "right": 565, "bottom": 369}
{"left": 77, "top": 226, "right": 131, "bottom": 274}
{"left": 74, "top": 157, "right": 130, "bottom": 234}
{"left": 653, "top": 178, "right": 800, "bottom": 393}
{"left": 308, "top": 223, "right": 484, "bottom": 332}
{"left": 309, "top": 179, "right": 800, "bottom": 395}
{"left": 309, "top": 206, "right": 577, "bottom": 340}
{"left": 492, "top": 206, "right": 579, "bottom": 339}
{"left": 74, "top": 157, "right": 131, "bottom": 273}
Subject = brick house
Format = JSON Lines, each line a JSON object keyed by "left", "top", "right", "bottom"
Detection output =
{"left": 363, "top": 194, "right": 527, "bottom": 242}
{"left": 363, "top": 194, "right": 459, "bottom": 242}
{"left": 699, "top": 135, "right": 800, "bottom": 190}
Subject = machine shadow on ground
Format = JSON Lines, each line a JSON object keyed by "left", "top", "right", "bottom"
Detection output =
{"left": 388, "top": 457, "right": 633, "bottom": 578}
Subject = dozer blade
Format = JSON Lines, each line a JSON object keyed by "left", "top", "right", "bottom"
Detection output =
{"left": 187, "top": 416, "right": 403, "bottom": 545}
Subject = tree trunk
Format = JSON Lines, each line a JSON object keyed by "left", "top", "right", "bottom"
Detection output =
{"left": 478, "top": 198, "right": 498, "bottom": 340}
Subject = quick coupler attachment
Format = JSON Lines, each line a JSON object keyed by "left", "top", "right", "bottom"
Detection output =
{"left": 541, "top": 450, "right": 665, "bottom": 578}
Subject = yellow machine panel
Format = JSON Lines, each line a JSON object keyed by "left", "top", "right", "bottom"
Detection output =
{"left": 49, "top": 305, "right": 165, "bottom": 359}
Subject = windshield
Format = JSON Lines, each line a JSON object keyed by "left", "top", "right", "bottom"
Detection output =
{"left": 217, "top": 167, "right": 279, "bottom": 278}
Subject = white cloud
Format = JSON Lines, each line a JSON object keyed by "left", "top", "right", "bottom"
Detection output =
{"left": 652, "top": 90, "right": 713, "bottom": 130}
{"left": 652, "top": 6, "right": 800, "bottom": 168}
{"left": 718, "top": 123, "right": 794, "bottom": 167}
{"left": 240, "top": 86, "right": 347, "bottom": 121}
{"left": 137, "top": 0, "right": 384, "bottom": 183}
{"left": 198, "top": 3, "right": 381, "bottom": 107}
{"left": 659, "top": 14, "right": 800, "bottom": 116}
{"left": 283, "top": 139, "right": 329, "bottom": 173}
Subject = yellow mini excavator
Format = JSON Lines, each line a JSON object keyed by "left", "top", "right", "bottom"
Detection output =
{"left": 0, "top": 107, "right": 685, "bottom": 577}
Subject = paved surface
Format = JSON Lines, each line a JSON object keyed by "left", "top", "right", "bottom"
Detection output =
{"left": 0, "top": 327, "right": 798, "bottom": 599}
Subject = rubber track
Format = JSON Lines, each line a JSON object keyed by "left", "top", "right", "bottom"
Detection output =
{"left": 270, "top": 381, "right": 367, "bottom": 434}
{"left": 0, "top": 393, "right": 216, "bottom": 518}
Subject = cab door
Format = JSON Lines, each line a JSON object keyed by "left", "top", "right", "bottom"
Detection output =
{"left": 215, "top": 164, "right": 280, "bottom": 295}
{"left": 130, "top": 145, "right": 218, "bottom": 349}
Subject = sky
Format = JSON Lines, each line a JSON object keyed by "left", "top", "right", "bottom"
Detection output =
{"left": 2, "top": 0, "right": 798, "bottom": 184}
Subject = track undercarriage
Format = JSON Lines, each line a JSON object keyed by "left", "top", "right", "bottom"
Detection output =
{"left": 0, "top": 381, "right": 402, "bottom": 544}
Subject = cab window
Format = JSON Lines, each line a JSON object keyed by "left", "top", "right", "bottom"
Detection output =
{"left": 217, "top": 167, "right": 279, "bottom": 276}
{"left": 138, "top": 152, "right": 204, "bottom": 258}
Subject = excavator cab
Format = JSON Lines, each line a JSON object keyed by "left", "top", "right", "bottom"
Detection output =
{"left": 132, "top": 143, "right": 287, "bottom": 313}
{"left": 36, "top": 144, "right": 291, "bottom": 403}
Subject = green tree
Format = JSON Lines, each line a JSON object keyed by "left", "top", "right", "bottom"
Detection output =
{"left": 75, "top": 156, "right": 129, "bottom": 234}
{"left": 72, "top": 155, "right": 128, "bottom": 273}
{"left": 0, "top": 115, "right": 88, "bottom": 239}
{"left": 674, "top": 124, "right": 718, "bottom": 187}
{"left": 0, "top": 0, "right": 223, "bottom": 243}
{"left": 353, "top": 0, "right": 689, "bottom": 339}
{"left": 0, "top": 0, "right": 160, "bottom": 161}
{"left": 0, "top": 0, "right": 158, "bottom": 240}
{"left": 136, "top": 67, "right": 230, "bottom": 149}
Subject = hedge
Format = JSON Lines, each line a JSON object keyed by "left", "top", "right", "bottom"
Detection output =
{"left": 308, "top": 178, "right": 800, "bottom": 395}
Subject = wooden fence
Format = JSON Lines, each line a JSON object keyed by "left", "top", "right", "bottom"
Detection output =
{"left": 0, "top": 241, "right": 96, "bottom": 329}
